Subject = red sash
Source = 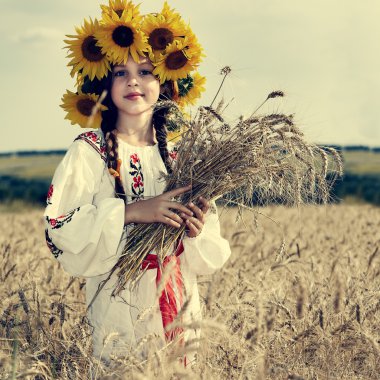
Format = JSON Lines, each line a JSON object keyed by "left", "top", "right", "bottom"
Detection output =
{"left": 141, "top": 241, "right": 184, "bottom": 341}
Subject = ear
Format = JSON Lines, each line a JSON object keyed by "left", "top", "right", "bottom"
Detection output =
{"left": 159, "top": 81, "right": 179, "bottom": 101}
{"left": 160, "top": 82, "right": 170, "bottom": 95}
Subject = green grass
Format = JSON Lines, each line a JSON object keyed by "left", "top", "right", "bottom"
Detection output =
{"left": 0, "top": 155, "right": 64, "bottom": 179}
{"left": 341, "top": 151, "right": 380, "bottom": 175}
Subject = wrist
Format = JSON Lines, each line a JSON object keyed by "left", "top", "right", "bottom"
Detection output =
{"left": 124, "top": 202, "right": 138, "bottom": 224}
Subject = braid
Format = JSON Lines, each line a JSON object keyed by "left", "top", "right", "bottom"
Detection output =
{"left": 152, "top": 105, "right": 173, "bottom": 175}
{"left": 151, "top": 80, "right": 182, "bottom": 175}
{"left": 100, "top": 82, "right": 127, "bottom": 203}
{"left": 105, "top": 130, "right": 126, "bottom": 203}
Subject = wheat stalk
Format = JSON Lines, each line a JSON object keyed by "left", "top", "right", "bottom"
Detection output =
{"left": 107, "top": 99, "right": 342, "bottom": 295}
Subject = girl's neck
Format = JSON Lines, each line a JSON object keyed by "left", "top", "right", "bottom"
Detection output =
{"left": 115, "top": 112, "right": 156, "bottom": 147}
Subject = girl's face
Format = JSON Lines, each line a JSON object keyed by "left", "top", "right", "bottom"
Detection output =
{"left": 111, "top": 56, "right": 160, "bottom": 117}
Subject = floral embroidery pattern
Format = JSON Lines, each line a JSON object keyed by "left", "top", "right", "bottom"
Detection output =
{"left": 46, "top": 184, "right": 54, "bottom": 205}
{"left": 45, "top": 229, "right": 63, "bottom": 258}
{"left": 74, "top": 131, "right": 107, "bottom": 162}
{"left": 129, "top": 153, "right": 144, "bottom": 201}
{"left": 46, "top": 208, "right": 80, "bottom": 230}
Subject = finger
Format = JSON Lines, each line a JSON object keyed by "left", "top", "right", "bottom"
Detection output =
{"left": 186, "top": 216, "right": 203, "bottom": 230}
{"left": 161, "top": 216, "right": 182, "bottom": 229}
{"left": 199, "top": 196, "right": 210, "bottom": 214}
{"left": 186, "top": 220, "right": 198, "bottom": 237}
{"left": 188, "top": 202, "right": 204, "bottom": 223}
{"left": 186, "top": 220, "right": 199, "bottom": 236}
{"left": 163, "top": 210, "right": 184, "bottom": 225}
{"left": 166, "top": 201, "right": 193, "bottom": 216}
{"left": 163, "top": 185, "right": 192, "bottom": 199}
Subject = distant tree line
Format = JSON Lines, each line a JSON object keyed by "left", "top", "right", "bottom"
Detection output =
{"left": 0, "top": 150, "right": 66, "bottom": 158}
{"left": 320, "top": 145, "right": 380, "bottom": 152}
{"left": 0, "top": 176, "right": 51, "bottom": 206}
{"left": 1, "top": 173, "right": 379, "bottom": 207}
{"left": 329, "top": 173, "right": 380, "bottom": 205}
{"left": 1, "top": 145, "right": 380, "bottom": 158}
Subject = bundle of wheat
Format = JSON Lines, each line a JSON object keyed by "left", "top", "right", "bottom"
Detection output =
{"left": 101, "top": 93, "right": 343, "bottom": 296}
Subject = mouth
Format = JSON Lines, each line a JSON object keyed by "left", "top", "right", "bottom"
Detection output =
{"left": 124, "top": 92, "right": 144, "bottom": 100}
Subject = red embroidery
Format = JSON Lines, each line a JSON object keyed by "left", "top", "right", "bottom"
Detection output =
{"left": 129, "top": 153, "right": 144, "bottom": 201}
{"left": 133, "top": 175, "right": 143, "bottom": 189}
{"left": 46, "top": 208, "right": 80, "bottom": 230}
{"left": 46, "top": 184, "right": 54, "bottom": 205}
{"left": 74, "top": 131, "right": 107, "bottom": 162}
{"left": 131, "top": 153, "right": 139, "bottom": 164}
{"left": 45, "top": 229, "right": 63, "bottom": 258}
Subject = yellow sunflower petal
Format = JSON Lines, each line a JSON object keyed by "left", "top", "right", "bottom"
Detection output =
{"left": 60, "top": 90, "right": 108, "bottom": 129}
{"left": 100, "top": 0, "right": 142, "bottom": 22}
{"left": 153, "top": 37, "right": 204, "bottom": 83}
{"left": 161, "top": 1, "right": 182, "bottom": 21}
{"left": 95, "top": 12, "right": 148, "bottom": 64}
{"left": 64, "top": 18, "right": 110, "bottom": 81}
{"left": 142, "top": 2, "right": 187, "bottom": 52}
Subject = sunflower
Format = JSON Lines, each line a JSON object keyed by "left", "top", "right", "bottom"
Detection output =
{"left": 100, "top": 0, "right": 142, "bottom": 23}
{"left": 142, "top": 2, "right": 187, "bottom": 54}
{"left": 153, "top": 37, "right": 204, "bottom": 83}
{"left": 60, "top": 90, "right": 108, "bottom": 129}
{"left": 64, "top": 18, "right": 110, "bottom": 81}
{"left": 177, "top": 72, "right": 206, "bottom": 107}
{"left": 96, "top": 6, "right": 148, "bottom": 64}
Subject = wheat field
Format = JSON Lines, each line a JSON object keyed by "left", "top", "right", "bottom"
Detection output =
{"left": 0, "top": 204, "right": 379, "bottom": 379}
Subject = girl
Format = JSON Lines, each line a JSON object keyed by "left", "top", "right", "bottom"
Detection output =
{"left": 44, "top": 1, "right": 231, "bottom": 363}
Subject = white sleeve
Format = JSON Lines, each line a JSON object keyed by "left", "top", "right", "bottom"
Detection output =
{"left": 181, "top": 203, "right": 231, "bottom": 275}
{"left": 44, "top": 140, "right": 125, "bottom": 278}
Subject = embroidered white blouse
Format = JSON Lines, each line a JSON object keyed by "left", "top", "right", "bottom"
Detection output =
{"left": 44, "top": 130, "right": 231, "bottom": 360}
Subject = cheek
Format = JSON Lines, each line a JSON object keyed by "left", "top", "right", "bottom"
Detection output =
{"left": 110, "top": 82, "right": 119, "bottom": 103}
{"left": 144, "top": 78, "right": 160, "bottom": 98}
{"left": 110, "top": 82, "right": 125, "bottom": 109}
{"left": 148, "top": 83, "right": 160, "bottom": 101}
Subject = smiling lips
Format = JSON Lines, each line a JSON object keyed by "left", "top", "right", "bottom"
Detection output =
{"left": 124, "top": 92, "right": 143, "bottom": 100}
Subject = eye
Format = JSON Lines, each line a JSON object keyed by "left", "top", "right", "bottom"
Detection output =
{"left": 140, "top": 69, "right": 152, "bottom": 76}
{"left": 114, "top": 70, "right": 126, "bottom": 77}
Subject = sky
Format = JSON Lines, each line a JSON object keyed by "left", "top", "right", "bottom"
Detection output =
{"left": 1, "top": 0, "right": 379, "bottom": 152}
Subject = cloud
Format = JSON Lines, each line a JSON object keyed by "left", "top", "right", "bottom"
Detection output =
{"left": 13, "top": 27, "right": 63, "bottom": 44}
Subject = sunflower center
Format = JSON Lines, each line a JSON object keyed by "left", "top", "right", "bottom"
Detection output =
{"left": 81, "top": 36, "right": 104, "bottom": 62}
{"left": 148, "top": 28, "right": 174, "bottom": 50}
{"left": 165, "top": 50, "right": 188, "bottom": 70}
{"left": 112, "top": 26, "right": 134, "bottom": 47}
{"left": 77, "top": 98, "right": 96, "bottom": 117}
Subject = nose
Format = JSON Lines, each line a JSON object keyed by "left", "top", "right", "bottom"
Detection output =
{"left": 127, "top": 73, "right": 139, "bottom": 87}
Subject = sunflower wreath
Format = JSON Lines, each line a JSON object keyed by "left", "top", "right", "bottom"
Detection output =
{"left": 60, "top": 0, "right": 206, "bottom": 133}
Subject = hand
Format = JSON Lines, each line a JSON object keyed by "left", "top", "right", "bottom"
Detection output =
{"left": 181, "top": 196, "right": 210, "bottom": 238}
{"left": 124, "top": 185, "right": 193, "bottom": 228}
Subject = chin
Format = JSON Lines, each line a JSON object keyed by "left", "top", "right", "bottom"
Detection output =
{"left": 124, "top": 107, "right": 154, "bottom": 116}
